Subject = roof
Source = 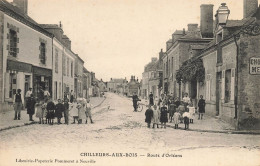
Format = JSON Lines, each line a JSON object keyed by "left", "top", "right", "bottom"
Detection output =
{"left": 225, "top": 19, "right": 249, "bottom": 28}
{"left": 190, "top": 44, "right": 207, "bottom": 50}
{"left": 173, "top": 30, "right": 184, "bottom": 35}
{"left": 0, "top": 0, "right": 52, "bottom": 37}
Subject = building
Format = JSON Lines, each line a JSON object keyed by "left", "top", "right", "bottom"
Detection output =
{"left": 107, "top": 78, "right": 128, "bottom": 93}
{"left": 177, "top": 0, "right": 260, "bottom": 130}
{"left": 141, "top": 56, "right": 163, "bottom": 99}
{"left": 74, "top": 54, "right": 84, "bottom": 98}
{"left": 0, "top": 0, "right": 53, "bottom": 104}
{"left": 83, "top": 67, "right": 92, "bottom": 98}
{"left": 127, "top": 76, "right": 141, "bottom": 96}
{"left": 162, "top": 5, "right": 214, "bottom": 99}
{"left": 40, "top": 24, "right": 75, "bottom": 100}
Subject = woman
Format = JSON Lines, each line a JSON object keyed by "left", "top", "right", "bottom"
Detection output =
{"left": 198, "top": 95, "right": 206, "bottom": 120}
{"left": 26, "top": 94, "right": 36, "bottom": 121}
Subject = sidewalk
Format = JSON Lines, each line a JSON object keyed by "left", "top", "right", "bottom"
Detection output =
{"left": 0, "top": 96, "right": 106, "bottom": 132}
{"left": 138, "top": 98, "right": 260, "bottom": 135}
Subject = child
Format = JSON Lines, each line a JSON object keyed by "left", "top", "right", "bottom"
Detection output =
{"left": 177, "top": 102, "right": 186, "bottom": 123}
{"left": 183, "top": 111, "right": 190, "bottom": 130}
{"left": 77, "top": 99, "right": 86, "bottom": 124}
{"left": 188, "top": 102, "right": 195, "bottom": 123}
{"left": 64, "top": 98, "right": 70, "bottom": 125}
{"left": 198, "top": 95, "right": 206, "bottom": 120}
{"left": 85, "top": 99, "right": 94, "bottom": 124}
{"left": 46, "top": 99, "right": 55, "bottom": 125}
{"left": 70, "top": 99, "right": 79, "bottom": 124}
{"left": 160, "top": 103, "right": 168, "bottom": 128}
{"left": 35, "top": 100, "right": 44, "bottom": 124}
{"left": 151, "top": 105, "right": 160, "bottom": 129}
{"left": 173, "top": 110, "right": 181, "bottom": 129}
{"left": 55, "top": 99, "right": 64, "bottom": 124}
{"left": 145, "top": 105, "right": 153, "bottom": 128}
{"left": 168, "top": 98, "right": 175, "bottom": 122}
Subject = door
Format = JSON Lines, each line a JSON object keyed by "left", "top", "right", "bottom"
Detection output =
{"left": 216, "top": 72, "right": 222, "bottom": 116}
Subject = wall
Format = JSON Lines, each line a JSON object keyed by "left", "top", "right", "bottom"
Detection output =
{"left": 202, "top": 51, "right": 217, "bottom": 116}
{"left": 3, "top": 15, "right": 52, "bottom": 70}
{"left": 238, "top": 34, "right": 260, "bottom": 129}
{"left": 0, "top": 12, "right": 4, "bottom": 104}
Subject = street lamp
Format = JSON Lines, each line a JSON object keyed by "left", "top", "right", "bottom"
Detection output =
{"left": 215, "top": 3, "right": 230, "bottom": 25}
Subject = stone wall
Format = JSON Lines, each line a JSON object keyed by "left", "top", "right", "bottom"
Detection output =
{"left": 238, "top": 34, "right": 260, "bottom": 129}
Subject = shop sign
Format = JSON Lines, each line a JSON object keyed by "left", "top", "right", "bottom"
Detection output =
{"left": 33, "top": 66, "right": 52, "bottom": 77}
{"left": 7, "top": 60, "right": 32, "bottom": 73}
{"left": 249, "top": 58, "right": 260, "bottom": 75}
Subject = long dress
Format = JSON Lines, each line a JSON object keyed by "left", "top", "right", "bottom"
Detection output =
{"left": 151, "top": 108, "right": 160, "bottom": 124}
{"left": 70, "top": 102, "right": 79, "bottom": 117}
{"left": 198, "top": 99, "right": 206, "bottom": 113}
{"left": 160, "top": 106, "right": 168, "bottom": 123}
{"left": 173, "top": 112, "right": 181, "bottom": 125}
{"left": 78, "top": 103, "right": 86, "bottom": 120}
{"left": 35, "top": 104, "right": 43, "bottom": 118}
{"left": 188, "top": 106, "right": 196, "bottom": 120}
{"left": 145, "top": 109, "right": 153, "bottom": 123}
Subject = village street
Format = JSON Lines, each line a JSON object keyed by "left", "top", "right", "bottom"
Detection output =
{"left": 0, "top": 92, "right": 260, "bottom": 166}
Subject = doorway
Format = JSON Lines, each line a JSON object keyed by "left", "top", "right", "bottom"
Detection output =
{"left": 216, "top": 72, "right": 222, "bottom": 116}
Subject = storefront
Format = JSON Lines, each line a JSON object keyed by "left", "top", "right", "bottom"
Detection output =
{"left": 5, "top": 59, "right": 32, "bottom": 103}
{"left": 32, "top": 66, "right": 52, "bottom": 100}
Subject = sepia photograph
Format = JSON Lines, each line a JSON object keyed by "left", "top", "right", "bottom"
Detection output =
{"left": 0, "top": 0, "right": 260, "bottom": 165}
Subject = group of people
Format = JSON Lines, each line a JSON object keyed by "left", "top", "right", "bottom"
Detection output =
{"left": 13, "top": 88, "right": 94, "bottom": 125}
{"left": 145, "top": 92, "right": 206, "bottom": 130}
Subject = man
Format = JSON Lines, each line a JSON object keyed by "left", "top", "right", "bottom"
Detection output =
{"left": 149, "top": 92, "right": 154, "bottom": 106}
{"left": 25, "top": 88, "right": 32, "bottom": 98}
{"left": 13, "top": 89, "right": 24, "bottom": 120}
{"left": 70, "top": 90, "right": 74, "bottom": 103}
{"left": 132, "top": 92, "right": 139, "bottom": 112}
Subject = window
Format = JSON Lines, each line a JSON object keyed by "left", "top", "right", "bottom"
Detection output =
{"left": 67, "top": 58, "right": 70, "bottom": 76}
{"left": 62, "top": 54, "right": 66, "bottom": 76}
{"left": 9, "top": 29, "right": 18, "bottom": 57}
{"left": 225, "top": 69, "right": 231, "bottom": 103}
{"left": 71, "top": 62, "right": 73, "bottom": 77}
{"left": 39, "top": 42, "right": 46, "bottom": 64}
{"left": 55, "top": 50, "right": 58, "bottom": 73}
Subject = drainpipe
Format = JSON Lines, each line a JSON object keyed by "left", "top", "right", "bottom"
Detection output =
{"left": 233, "top": 34, "right": 239, "bottom": 127}
{"left": 51, "top": 35, "right": 54, "bottom": 100}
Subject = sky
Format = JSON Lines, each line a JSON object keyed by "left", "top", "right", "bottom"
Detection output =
{"left": 7, "top": 0, "right": 260, "bottom": 81}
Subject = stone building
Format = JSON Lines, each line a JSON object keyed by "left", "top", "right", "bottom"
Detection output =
{"left": 162, "top": 5, "right": 213, "bottom": 99}
{"left": 40, "top": 24, "right": 75, "bottom": 100}
{"left": 177, "top": 0, "right": 260, "bottom": 130}
{"left": 0, "top": 0, "right": 53, "bottom": 103}
{"left": 83, "top": 67, "right": 92, "bottom": 98}
{"left": 141, "top": 55, "right": 163, "bottom": 99}
{"left": 107, "top": 78, "right": 128, "bottom": 93}
{"left": 74, "top": 54, "right": 84, "bottom": 98}
{"left": 127, "top": 76, "right": 140, "bottom": 96}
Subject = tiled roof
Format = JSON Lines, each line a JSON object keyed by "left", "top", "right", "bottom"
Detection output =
{"left": 173, "top": 30, "right": 184, "bottom": 35}
{"left": 0, "top": 0, "right": 52, "bottom": 37}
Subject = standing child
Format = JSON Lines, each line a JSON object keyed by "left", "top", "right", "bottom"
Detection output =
{"left": 160, "top": 103, "right": 168, "bottom": 128}
{"left": 188, "top": 102, "right": 195, "bottom": 123}
{"left": 85, "top": 99, "right": 94, "bottom": 124}
{"left": 46, "top": 99, "right": 55, "bottom": 125}
{"left": 177, "top": 103, "right": 186, "bottom": 123}
{"left": 26, "top": 94, "right": 36, "bottom": 121}
{"left": 77, "top": 99, "right": 86, "bottom": 124}
{"left": 168, "top": 98, "right": 175, "bottom": 122}
{"left": 35, "top": 100, "right": 44, "bottom": 124}
{"left": 183, "top": 111, "right": 190, "bottom": 130}
{"left": 145, "top": 105, "right": 153, "bottom": 128}
{"left": 173, "top": 110, "right": 181, "bottom": 129}
{"left": 70, "top": 99, "right": 78, "bottom": 124}
{"left": 64, "top": 98, "right": 70, "bottom": 125}
{"left": 198, "top": 95, "right": 206, "bottom": 120}
{"left": 55, "top": 99, "right": 64, "bottom": 124}
{"left": 151, "top": 105, "right": 160, "bottom": 129}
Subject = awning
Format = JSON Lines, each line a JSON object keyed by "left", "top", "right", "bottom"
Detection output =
{"left": 7, "top": 59, "right": 32, "bottom": 73}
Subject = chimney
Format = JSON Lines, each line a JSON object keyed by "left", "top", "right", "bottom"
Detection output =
{"left": 244, "top": 0, "right": 258, "bottom": 18}
{"left": 183, "top": 28, "right": 186, "bottom": 35}
{"left": 13, "top": 0, "right": 28, "bottom": 15}
{"left": 188, "top": 24, "right": 198, "bottom": 31}
{"left": 159, "top": 49, "right": 164, "bottom": 61}
{"left": 200, "top": 4, "right": 214, "bottom": 38}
